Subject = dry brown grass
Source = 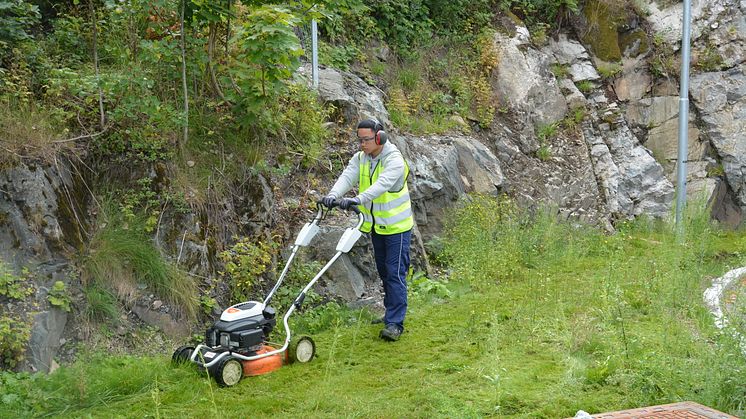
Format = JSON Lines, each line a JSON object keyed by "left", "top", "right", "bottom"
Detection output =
{"left": 0, "top": 101, "right": 78, "bottom": 165}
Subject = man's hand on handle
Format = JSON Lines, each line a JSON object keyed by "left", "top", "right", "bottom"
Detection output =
{"left": 338, "top": 197, "right": 360, "bottom": 210}
{"left": 322, "top": 195, "right": 336, "bottom": 208}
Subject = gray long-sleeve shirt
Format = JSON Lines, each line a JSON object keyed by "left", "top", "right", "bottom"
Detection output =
{"left": 328, "top": 142, "right": 407, "bottom": 206}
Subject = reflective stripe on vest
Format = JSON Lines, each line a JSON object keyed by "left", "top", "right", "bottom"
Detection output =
{"left": 358, "top": 152, "right": 414, "bottom": 235}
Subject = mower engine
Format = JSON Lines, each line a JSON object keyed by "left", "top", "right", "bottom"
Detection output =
{"left": 205, "top": 301, "right": 276, "bottom": 354}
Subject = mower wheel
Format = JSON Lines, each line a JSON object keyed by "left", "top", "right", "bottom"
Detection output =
{"left": 172, "top": 345, "right": 195, "bottom": 365}
{"left": 288, "top": 336, "right": 316, "bottom": 363}
{"left": 214, "top": 356, "right": 243, "bottom": 387}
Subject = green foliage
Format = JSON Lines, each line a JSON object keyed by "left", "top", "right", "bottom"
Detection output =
{"left": 536, "top": 145, "right": 552, "bottom": 161}
{"left": 0, "top": 316, "right": 30, "bottom": 369}
{"left": 501, "top": 0, "right": 579, "bottom": 28}
{"left": 537, "top": 123, "right": 558, "bottom": 141}
{"left": 47, "top": 281, "right": 71, "bottom": 312}
{"left": 410, "top": 270, "right": 451, "bottom": 299}
{"left": 0, "top": 264, "right": 33, "bottom": 300}
{"left": 369, "top": 0, "right": 433, "bottom": 56}
{"left": 0, "top": 0, "right": 40, "bottom": 57}
{"left": 219, "top": 237, "right": 275, "bottom": 300}
{"left": 695, "top": 43, "right": 725, "bottom": 72}
{"left": 278, "top": 84, "right": 332, "bottom": 168}
{"left": 426, "top": 0, "right": 495, "bottom": 40}
{"left": 231, "top": 5, "right": 302, "bottom": 129}
{"left": 199, "top": 295, "right": 217, "bottom": 315}
{"left": 550, "top": 63, "right": 569, "bottom": 79}
{"left": 318, "top": 41, "right": 360, "bottom": 71}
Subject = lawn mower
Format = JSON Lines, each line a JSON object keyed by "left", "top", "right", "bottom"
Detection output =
{"left": 172, "top": 200, "right": 363, "bottom": 387}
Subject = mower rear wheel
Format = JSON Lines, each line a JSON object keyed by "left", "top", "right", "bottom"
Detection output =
{"left": 215, "top": 356, "right": 243, "bottom": 387}
{"left": 288, "top": 336, "right": 316, "bottom": 363}
{"left": 171, "top": 345, "right": 195, "bottom": 365}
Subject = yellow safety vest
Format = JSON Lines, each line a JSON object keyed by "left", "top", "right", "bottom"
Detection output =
{"left": 358, "top": 152, "right": 414, "bottom": 235}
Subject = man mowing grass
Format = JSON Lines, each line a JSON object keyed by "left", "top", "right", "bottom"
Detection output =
{"left": 323, "top": 118, "right": 413, "bottom": 342}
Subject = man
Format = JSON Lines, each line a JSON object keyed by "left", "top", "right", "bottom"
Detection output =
{"left": 323, "top": 119, "right": 413, "bottom": 342}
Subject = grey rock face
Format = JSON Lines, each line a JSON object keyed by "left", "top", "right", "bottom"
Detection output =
{"left": 546, "top": 34, "right": 601, "bottom": 82}
{"left": 26, "top": 309, "right": 67, "bottom": 373}
{"left": 584, "top": 120, "right": 675, "bottom": 219}
{"left": 0, "top": 163, "right": 77, "bottom": 266}
{"left": 614, "top": 56, "right": 652, "bottom": 102}
{"left": 492, "top": 29, "right": 568, "bottom": 126}
{"left": 0, "top": 161, "right": 83, "bottom": 373}
{"left": 399, "top": 135, "right": 505, "bottom": 240}
{"left": 690, "top": 67, "right": 746, "bottom": 215}
{"left": 301, "top": 64, "right": 389, "bottom": 127}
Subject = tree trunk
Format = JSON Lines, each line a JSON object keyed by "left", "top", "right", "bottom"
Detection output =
{"left": 90, "top": 0, "right": 105, "bottom": 129}
{"left": 207, "top": 22, "right": 227, "bottom": 102}
{"left": 180, "top": 0, "right": 189, "bottom": 149}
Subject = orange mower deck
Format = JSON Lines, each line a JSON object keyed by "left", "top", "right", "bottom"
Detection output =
{"left": 241, "top": 345, "right": 285, "bottom": 376}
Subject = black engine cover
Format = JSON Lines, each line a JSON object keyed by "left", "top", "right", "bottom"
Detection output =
{"left": 205, "top": 306, "right": 277, "bottom": 351}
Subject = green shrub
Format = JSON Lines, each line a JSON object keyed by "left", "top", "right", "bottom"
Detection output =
{"left": 0, "top": 264, "right": 33, "bottom": 300}
{"left": 0, "top": 316, "right": 31, "bottom": 369}
{"left": 279, "top": 84, "right": 332, "bottom": 168}
{"left": 219, "top": 237, "right": 275, "bottom": 301}
{"left": 369, "top": 0, "right": 433, "bottom": 56}
{"left": 0, "top": 0, "right": 40, "bottom": 59}
{"left": 47, "top": 281, "right": 71, "bottom": 312}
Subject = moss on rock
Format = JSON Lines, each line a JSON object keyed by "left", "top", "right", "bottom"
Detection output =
{"left": 581, "top": 0, "right": 623, "bottom": 62}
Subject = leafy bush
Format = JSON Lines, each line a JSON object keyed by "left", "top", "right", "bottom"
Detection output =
{"left": 47, "top": 281, "right": 71, "bottom": 312}
{"left": 231, "top": 5, "right": 302, "bottom": 130}
{"left": 278, "top": 84, "right": 332, "bottom": 168}
{"left": 219, "top": 237, "right": 275, "bottom": 300}
{"left": 501, "top": 0, "right": 579, "bottom": 28}
{"left": 369, "top": 0, "right": 433, "bottom": 56}
{"left": 0, "top": 263, "right": 33, "bottom": 300}
{"left": 0, "top": 316, "right": 31, "bottom": 369}
{"left": 0, "top": 0, "right": 40, "bottom": 59}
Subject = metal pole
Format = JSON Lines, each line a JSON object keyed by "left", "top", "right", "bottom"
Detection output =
{"left": 675, "top": 0, "right": 692, "bottom": 232}
{"left": 311, "top": 19, "right": 319, "bottom": 88}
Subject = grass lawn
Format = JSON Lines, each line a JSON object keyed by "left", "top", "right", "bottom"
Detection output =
{"left": 2, "top": 197, "right": 746, "bottom": 418}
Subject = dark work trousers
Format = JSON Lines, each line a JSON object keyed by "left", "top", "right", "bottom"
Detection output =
{"left": 370, "top": 229, "right": 411, "bottom": 331}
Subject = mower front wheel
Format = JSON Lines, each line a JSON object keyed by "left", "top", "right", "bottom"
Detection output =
{"left": 288, "top": 336, "right": 316, "bottom": 364}
{"left": 214, "top": 356, "right": 243, "bottom": 387}
{"left": 172, "top": 345, "right": 195, "bottom": 365}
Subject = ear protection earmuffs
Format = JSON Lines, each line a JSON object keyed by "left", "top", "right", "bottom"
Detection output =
{"left": 372, "top": 119, "right": 387, "bottom": 145}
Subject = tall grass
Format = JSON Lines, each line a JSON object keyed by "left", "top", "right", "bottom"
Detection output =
{"left": 83, "top": 200, "right": 198, "bottom": 320}
{"left": 441, "top": 194, "right": 746, "bottom": 414}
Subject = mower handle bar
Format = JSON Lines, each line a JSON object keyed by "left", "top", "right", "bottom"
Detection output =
{"left": 317, "top": 198, "right": 362, "bottom": 214}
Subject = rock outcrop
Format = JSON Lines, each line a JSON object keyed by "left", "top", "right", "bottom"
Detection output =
{"left": 492, "top": 25, "right": 568, "bottom": 127}
{"left": 690, "top": 67, "right": 746, "bottom": 214}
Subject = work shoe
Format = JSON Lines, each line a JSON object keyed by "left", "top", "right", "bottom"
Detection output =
{"left": 370, "top": 317, "right": 384, "bottom": 325}
{"left": 379, "top": 324, "right": 402, "bottom": 342}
